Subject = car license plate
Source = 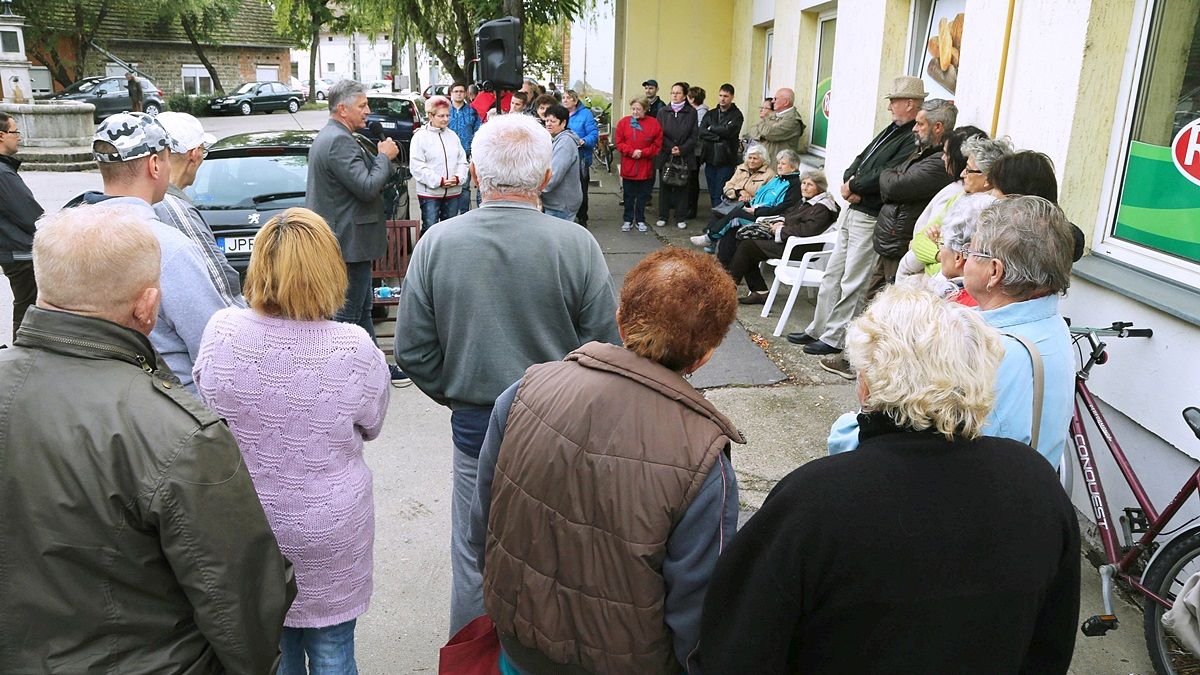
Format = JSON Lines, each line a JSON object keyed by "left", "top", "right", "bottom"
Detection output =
{"left": 218, "top": 236, "right": 255, "bottom": 254}
{"left": 380, "top": 121, "right": 396, "bottom": 129}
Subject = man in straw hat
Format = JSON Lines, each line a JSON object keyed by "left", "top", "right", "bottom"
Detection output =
{"left": 788, "top": 76, "right": 927, "bottom": 367}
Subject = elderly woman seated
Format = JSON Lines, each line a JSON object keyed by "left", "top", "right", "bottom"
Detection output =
{"left": 719, "top": 143, "right": 775, "bottom": 204}
{"left": 466, "top": 247, "right": 744, "bottom": 674}
{"left": 696, "top": 284, "right": 1080, "bottom": 673}
{"left": 725, "top": 169, "right": 840, "bottom": 304}
{"left": 692, "top": 149, "right": 804, "bottom": 265}
{"left": 899, "top": 134, "right": 1013, "bottom": 280}
{"left": 828, "top": 197, "right": 1076, "bottom": 471}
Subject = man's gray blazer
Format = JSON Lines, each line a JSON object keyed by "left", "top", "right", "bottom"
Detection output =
{"left": 306, "top": 119, "right": 392, "bottom": 263}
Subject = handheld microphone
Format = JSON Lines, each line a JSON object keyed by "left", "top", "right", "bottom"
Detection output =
{"left": 368, "top": 121, "right": 385, "bottom": 140}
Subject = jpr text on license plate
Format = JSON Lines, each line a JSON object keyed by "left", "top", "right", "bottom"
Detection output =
{"left": 219, "top": 236, "right": 255, "bottom": 254}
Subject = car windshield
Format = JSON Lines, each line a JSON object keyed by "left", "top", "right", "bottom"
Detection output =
{"left": 187, "top": 153, "right": 308, "bottom": 209}
{"left": 234, "top": 83, "right": 257, "bottom": 94}
{"left": 368, "top": 98, "right": 412, "bottom": 118}
{"left": 63, "top": 79, "right": 101, "bottom": 94}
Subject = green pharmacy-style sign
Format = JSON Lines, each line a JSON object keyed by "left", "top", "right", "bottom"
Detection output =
{"left": 1114, "top": 139, "right": 1200, "bottom": 264}
{"left": 811, "top": 77, "right": 830, "bottom": 149}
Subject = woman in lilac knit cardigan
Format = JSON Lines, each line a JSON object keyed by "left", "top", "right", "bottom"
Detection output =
{"left": 194, "top": 208, "right": 390, "bottom": 673}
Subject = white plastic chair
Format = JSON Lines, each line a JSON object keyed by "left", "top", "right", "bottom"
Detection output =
{"left": 760, "top": 228, "right": 839, "bottom": 336}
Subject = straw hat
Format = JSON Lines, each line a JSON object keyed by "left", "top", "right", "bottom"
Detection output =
{"left": 884, "top": 75, "right": 928, "bottom": 100}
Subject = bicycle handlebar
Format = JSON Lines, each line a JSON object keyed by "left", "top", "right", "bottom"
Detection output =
{"left": 1068, "top": 321, "right": 1153, "bottom": 339}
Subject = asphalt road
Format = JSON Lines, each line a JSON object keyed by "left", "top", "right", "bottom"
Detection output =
{"left": 3, "top": 111, "right": 1160, "bottom": 673}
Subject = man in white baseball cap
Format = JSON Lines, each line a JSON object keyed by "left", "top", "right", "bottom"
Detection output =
{"left": 152, "top": 112, "right": 243, "bottom": 307}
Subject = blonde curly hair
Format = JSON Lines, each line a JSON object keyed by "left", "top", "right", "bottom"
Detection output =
{"left": 845, "top": 284, "right": 1004, "bottom": 440}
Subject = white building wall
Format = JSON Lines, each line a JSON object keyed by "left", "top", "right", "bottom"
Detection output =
{"left": 295, "top": 34, "right": 440, "bottom": 91}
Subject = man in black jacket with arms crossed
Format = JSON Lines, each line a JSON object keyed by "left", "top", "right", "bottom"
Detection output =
{"left": 699, "top": 83, "right": 745, "bottom": 209}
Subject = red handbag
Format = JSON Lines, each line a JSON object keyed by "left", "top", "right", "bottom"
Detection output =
{"left": 439, "top": 614, "right": 501, "bottom": 675}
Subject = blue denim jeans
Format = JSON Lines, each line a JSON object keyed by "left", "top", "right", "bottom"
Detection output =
{"left": 706, "top": 164, "right": 736, "bottom": 208}
{"left": 419, "top": 196, "right": 460, "bottom": 234}
{"left": 448, "top": 406, "right": 494, "bottom": 636}
{"left": 543, "top": 207, "right": 577, "bottom": 222}
{"left": 335, "top": 261, "right": 375, "bottom": 339}
{"left": 280, "top": 619, "right": 358, "bottom": 674}
{"left": 622, "top": 178, "right": 653, "bottom": 224}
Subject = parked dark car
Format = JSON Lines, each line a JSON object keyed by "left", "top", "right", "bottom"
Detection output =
{"left": 51, "top": 75, "right": 165, "bottom": 122}
{"left": 186, "top": 130, "right": 408, "bottom": 277}
{"left": 364, "top": 93, "right": 423, "bottom": 157}
{"left": 208, "top": 81, "right": 303, "bottom": 116}
{"left": 422, "top": 83, "right": 453, "bottom": 99}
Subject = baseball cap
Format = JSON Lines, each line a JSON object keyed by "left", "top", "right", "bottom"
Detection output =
{"left": 155, "top": 112, "right": 216, "bottom": 153}
{"left": 642, "top": 79, "right": 658, "bottom": 87}
{"left": 92, "top": 112, "right": 172, "bottom": 163}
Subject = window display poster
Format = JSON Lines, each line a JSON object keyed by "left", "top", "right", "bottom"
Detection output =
{"left": 811, "top": 78, "right": 831, "bottom": 149}
{"left": 918, "top": 0, "right": 966, "bottom": 99}
{"left": 1114, "top": 134, "right": 1200, "bottom": 265}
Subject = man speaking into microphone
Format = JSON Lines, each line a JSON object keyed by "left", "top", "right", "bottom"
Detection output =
{"left": 307, "top": 79, "right": 400, "bottom": 348}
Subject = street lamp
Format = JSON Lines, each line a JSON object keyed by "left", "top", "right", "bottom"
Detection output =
{"left": 0, "top": 0, "right": 14, "bottom": 17}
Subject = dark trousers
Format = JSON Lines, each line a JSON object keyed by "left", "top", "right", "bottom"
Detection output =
{"left": 728, "top": 239, "right": 822, "bottom": 291}
{"left": 705, "top": 207, "right": 754, "bottom": 239}
{"left": 866, "top": 255, "right": 902, "bottom": 301}
{"left": 685, "top": 162, "right": 702, "bottom": 218}
{"left": 623, "top": 179, "right": 653, "bottom": 223}
{"left": 2, "top": 260, "right": 36, "bottom": 338}
{"left": 577, "top": 165, "right": 590, "bottom": 226}
{"left": 659, "top": 181, "right": 687, "bottom": 222}
{"left": 705, "top": 165, "right": 736, "bottom": 208}
{"left": 335, "top": 260, "right": 375, "bottom": 339}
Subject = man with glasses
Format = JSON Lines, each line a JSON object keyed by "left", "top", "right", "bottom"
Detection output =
{"left": 0, "top": 111, "right": 42, "bottom": 342}
{"left": 152, "top": 112, "right": 243, "bottom": 307}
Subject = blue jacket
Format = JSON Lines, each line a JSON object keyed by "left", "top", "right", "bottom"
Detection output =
{"left": 448, "top": 102, "right": 482, "bottom": 156}
{"left": 567, "top": 106, "right": 598, "bottom": 167}
{"left": 827, "top": 295, "right": 1075, "bottom": 469}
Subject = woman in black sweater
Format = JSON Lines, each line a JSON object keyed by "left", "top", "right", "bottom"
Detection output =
{"left": 696, "top": 285, "right": 1080, "bottom": 674}
{"left": 655, "top": 82, "right": 698, "bottom": 229}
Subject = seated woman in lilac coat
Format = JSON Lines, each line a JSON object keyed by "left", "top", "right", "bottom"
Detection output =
{"left": 193, "top": 207, "right": 390, "bottom": 674}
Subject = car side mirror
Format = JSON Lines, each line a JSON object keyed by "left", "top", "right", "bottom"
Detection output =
{"left": 94, "top": 89, "right": 107, "bottom": 97}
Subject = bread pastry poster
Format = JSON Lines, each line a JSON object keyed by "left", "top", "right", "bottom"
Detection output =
{"left": 920, "top": 0, "right": 965, "bottom": 99}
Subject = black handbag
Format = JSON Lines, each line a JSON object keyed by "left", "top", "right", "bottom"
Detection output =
{"left": 736, "top": 222, "right": 775, "bottom": 240}
{"left": 661, "top": 157, "right": 689, "bottom": 187}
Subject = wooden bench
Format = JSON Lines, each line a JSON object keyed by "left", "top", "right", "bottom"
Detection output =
{"left": 371, "top": 219, "right": 421, "bottom": 307}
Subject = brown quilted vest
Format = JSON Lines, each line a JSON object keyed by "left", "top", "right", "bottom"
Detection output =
{"left": 482, "top": 342, "right": 745, "bottom": 674}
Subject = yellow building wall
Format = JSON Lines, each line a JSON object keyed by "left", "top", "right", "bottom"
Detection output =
{"left": 612, "top": 0, "right": 735, "bottom": 118}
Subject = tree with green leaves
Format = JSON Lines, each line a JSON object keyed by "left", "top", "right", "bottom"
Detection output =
{"left": 270, "top": 0, "right": 338, "bottom": 102}
{"left": 152, "top": 0, "right": 239, "bottom": 94}
{"left": 13, "top": 0, "right": 139, "bottom": 88}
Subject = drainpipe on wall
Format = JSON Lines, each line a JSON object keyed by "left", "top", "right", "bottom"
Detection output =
{"left": 991, "top": 0, "right": 1017, "bottom": 137}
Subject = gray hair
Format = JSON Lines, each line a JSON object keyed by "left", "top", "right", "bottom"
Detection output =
{"left": 471, "top": 113, "right": 552, "bottom": 197}
{"left": 921, "top": 98, "right": 958, "bottom": 131}
{"left": 943, "top": 193, "right": 997, "bottom": 253}
{"left": 328, "top": 79, "right": 366, "bottom": 113}
{"left": 744, "top": 144, "right": 769, "bottom": 162}
{"left": 775, "top": 148, "right": 800, "bottom": 170}
{"left": 801, "top": 169, "right": 828, "bottom": 193}
{"left": 972, "top": 196, "right": 1074, "bottom": 298}
{"left": 962, "top": 136, "right": 1015, "bottom": 174}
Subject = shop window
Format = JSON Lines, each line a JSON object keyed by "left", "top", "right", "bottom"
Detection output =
{"left": 763, "top": 29, "right": 774, "bottom": 100}
{"left": 908, "top": 0, "right": 965, "bottom": 101}
{"left": 810, "top": 14, "right": 836, "bottom": 151}
{"left": 1101, "top": 0, "right": 1200, "bottom": 286}
{"left": 181, "top": 65, "right": 214, "bottom": 96}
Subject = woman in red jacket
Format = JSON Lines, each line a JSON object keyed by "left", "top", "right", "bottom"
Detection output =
{"left": 615, "top": 97, "right": 663, "bottom": 233}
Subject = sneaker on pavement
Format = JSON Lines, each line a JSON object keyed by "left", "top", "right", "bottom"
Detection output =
{"left": 786, "top": 332, "right": 817, "bottom": 345}
{"left": 389, "top": 364, "right": 412, "bottom": 387}
{"left": 655, "top": 220, "right": 667, "bottom": 227}
{"left": 819, "top": 355, "right": 855, "bottom": 380}
{"left": 677, "top": 222, "right": 687, "bottom": 229}
{"left": 689, "top": 234, "right": 710, "bottom": 247}
{"left": 637, "top": 222, "right": 648, "bottom": 232}
{"left": 621, "top": 221, "right": 632, "bottom": 232}
{"left": 802, "top": 340, "right": 843, "bottom": 356}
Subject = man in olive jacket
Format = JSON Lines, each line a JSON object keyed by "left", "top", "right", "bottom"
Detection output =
{"left": 791, "top": 76, "right": 926, "bottom": 374}
{"left": 0, "top": 204, "right": 295, "bottom": 674}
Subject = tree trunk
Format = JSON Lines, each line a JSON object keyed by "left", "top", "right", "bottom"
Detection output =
{"left": 402, "top": 1, "right": 467, "bottom": 83}
{"left": 407, "top": 34, "right": 420, "bottom": 93}
{"left": 308, "top": 12, "right": 320, "bottom": 103}
{"left": 180, "top": 13, "right": 225, "bottom": 95}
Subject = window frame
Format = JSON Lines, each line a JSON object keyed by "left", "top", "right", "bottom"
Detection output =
{"left": 180, "top": 64, "right": 214, "bottom": 96}
{"left": 808, "top": 10, "right": 837, "bottom": 155}
{"left": 1093, "top": 0, "right": 1200, "bottom": 290}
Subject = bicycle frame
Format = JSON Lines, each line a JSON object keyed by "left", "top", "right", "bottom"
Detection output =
{"left": 1072, "top": 378, "right": 1200, "bottom": 609}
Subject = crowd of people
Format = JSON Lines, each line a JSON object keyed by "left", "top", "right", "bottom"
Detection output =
{"left": 0, "top": 66, "right": 1093, "bottom": 674}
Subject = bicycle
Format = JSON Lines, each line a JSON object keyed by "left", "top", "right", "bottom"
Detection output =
{"left": 1068, "top": 321, "right": 1200, "bottom": 674}
{"left": 591, "top": 104, "right": 614, "bottom": 174}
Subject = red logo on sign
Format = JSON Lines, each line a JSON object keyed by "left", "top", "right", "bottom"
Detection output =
{"left": 1173, "top": 119, "right": 1200, "bottom": 187}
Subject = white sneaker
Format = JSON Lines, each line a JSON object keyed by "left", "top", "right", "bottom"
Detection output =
{"left": 637, "top": 222, "right": 648, "bottom": 232}
{"left": 655, "top": 220, "right": 667, "bottom": 227}
{"left": 677, "top": 221, "right": 688, "bottom": 229}
{"left": 689, "top": 234, "right": 710, "bottom": 247}
{"left": 621, "top": 221, "right": 632, "bottom": 232}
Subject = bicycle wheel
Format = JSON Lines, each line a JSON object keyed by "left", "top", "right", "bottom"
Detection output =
{"left": 1144, "top": 529, "right": 1200, "bottom": 674}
